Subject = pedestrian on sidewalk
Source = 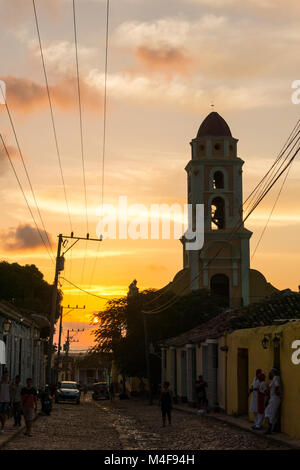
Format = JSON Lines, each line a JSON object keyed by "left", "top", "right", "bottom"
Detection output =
{"left": 109, "top": 382, "right": 115, "bottom": 401}
{"left": 252, "top": 373, "right": 267, "bottom": 430}
{"left": 21, "top": 378, "right": 37, "bottom": 437}
{"left": 11, "top": 375, "right": 23, "bottom": 427}
{"left": 195, "top": 375, "right": 208, "bottom": 412}
{"left": 0, "top": 370, "right": 11, "bottom": 434}
{"left": 160, "top": 381, "right": 173, "bottom": 427}
{"left": 249, "top": 368, "right": 261, "bottom": 428}
{"left": 264, "top": 368, "right": 281, "bottom": 435}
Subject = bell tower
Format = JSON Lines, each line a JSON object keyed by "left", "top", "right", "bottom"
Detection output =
{"left": 183, "top": 112, "right": 252, "bottom": 307}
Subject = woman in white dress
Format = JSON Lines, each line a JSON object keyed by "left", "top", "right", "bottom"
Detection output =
{"left": 249, "top": 368, "right": 262, "bottom": 428}
{"left": 264, "top": 368, "right": 281, "bottom": 434}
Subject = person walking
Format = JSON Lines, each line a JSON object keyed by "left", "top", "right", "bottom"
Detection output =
{"left": 265, "top": 368, "right": 281, "bottom": 434}
{"left": 0, "top": 370, "right": 11, "bottom": 434}
{"left": 21, "top": 378, "right": 37, "bottom": 437}
{"left": 160, "top": 381, "right": 173, "bottom": 427}
{"left": 195, "top": 375, "right": 208, "bottom": 411}
{"left": 11, "top": 375, "right": 22, "bottom": 427}
{"left": 249, "top": 368, "right": 261, "bottom": 429}
{"left": 109, "top": 382, "right": 115, "bottom": 401}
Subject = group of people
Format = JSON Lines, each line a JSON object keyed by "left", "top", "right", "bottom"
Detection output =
{"left": 0, "top": 371, "right": 38, "bottom": 437}
{"left": 249, "top": 367, "right": 281, "bottom": 434}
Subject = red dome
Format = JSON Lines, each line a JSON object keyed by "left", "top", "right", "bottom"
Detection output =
{"left": 197, "top": 112, "right": 232, "bottom": 138}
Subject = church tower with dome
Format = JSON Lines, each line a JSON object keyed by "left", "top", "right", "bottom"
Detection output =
{"left": 182, "top": 111, "right": 252, "bottom": 308}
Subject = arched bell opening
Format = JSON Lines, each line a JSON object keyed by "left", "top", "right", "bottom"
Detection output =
{"left": 211, "top": 196, "right": 225, "bottom": 230}
{"left": 213, "top": 171, "right": 224, "bottom": 189}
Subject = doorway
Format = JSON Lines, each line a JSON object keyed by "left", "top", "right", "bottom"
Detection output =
{"left": 237, "top": 348, "right": 249, "bottom": 415}
{"left": 210, "top": 273, "right": 230, "bottom": 307}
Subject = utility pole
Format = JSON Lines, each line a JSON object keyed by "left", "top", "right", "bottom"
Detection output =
{"left": 63, "top": 328, "right": 85, "bottom": 380}
{"left": 46, "top": 232, "right": 102, "bottom": 385}
{"left": 143, "top": 313, "right": 152, "bottom": 405}
{"left": 46, "top": 233, "right": 63, "bottom": 385}
{"left": 56, "top": 305, "right": 85, "bottom": 383}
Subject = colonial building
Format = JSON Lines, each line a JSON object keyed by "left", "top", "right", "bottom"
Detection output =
{"left": 180, "top": 111, "right": 277, "bottom": 306}
{"left": 161, "top": 289, "right": 300, "bottom": 440}
{"left": 0, "top": 300, "right": 49, "bottom": 388}
{"left": 160, "top": 112, "right": 300, "bottom": 441}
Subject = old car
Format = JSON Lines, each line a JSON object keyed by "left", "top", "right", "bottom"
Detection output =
{"left": 55, "top": 381, "right": 81, "bottom": 405}
{"left": 92, "top": 381, "right": 109, "bottom": 400}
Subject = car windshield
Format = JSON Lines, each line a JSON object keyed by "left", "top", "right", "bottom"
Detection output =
{"left": 61, "top": 383, "right": 77, "bottom": 389}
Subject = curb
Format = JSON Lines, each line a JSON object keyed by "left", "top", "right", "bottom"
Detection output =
{"left": 0, "top": 411, "right": 42, "bottom": 450}
{"left": 173, "top": 406, "right": 300, "bottom": 450}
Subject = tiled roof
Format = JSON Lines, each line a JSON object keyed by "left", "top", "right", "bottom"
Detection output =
{"left": 161, "top": 290, "right": 300, "bottom": 347}
{"left": 196, "top": 112, "right": 232, "bottom": 138}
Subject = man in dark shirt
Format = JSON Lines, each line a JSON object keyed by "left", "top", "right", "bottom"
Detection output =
{"left": 21, "top": 378, "right": 37, "bottom": 437}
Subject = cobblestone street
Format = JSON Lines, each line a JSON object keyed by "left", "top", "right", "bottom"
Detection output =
{"left": 1, "top": 393, "right": 290, "bottom": 450}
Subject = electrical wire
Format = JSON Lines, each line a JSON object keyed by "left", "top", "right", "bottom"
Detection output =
{"left": 32, "top": 0, "right": 73, "bottom": 234}
{"left": 251, "top": 161, "right": 293, "bottom": 261}
{"left": 142, "top": 123, "right": 300, "bottom": 314}
{"left": 61, "top": 276, "right": 110, "bottom": 300}
{"left": 87, "top": 0, "right": 110, "bottom": 296}
{"left": 0, "top": 88, "right": 55, "bottom": 262}
{"left": 0, "top": 134, "right": 54, "bottom": 264}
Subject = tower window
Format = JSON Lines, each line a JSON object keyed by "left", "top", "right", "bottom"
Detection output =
{"left": 214, "top": 143, "right": 221, "bottom": 150}
{"left": 211, "top": 197, "right": 225, "bottom": 230}
{"left": 213, "top": 171, "right": 224, "bottom": 189}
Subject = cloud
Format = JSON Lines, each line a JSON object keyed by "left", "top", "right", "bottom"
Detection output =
{"left": 30, "top": 40, "right": 98, "bottom": 77}
{"left": 187, "top": 0, "right": 300, "bottom": 18}
{"left": 87, "top": 69, "right": 282, "bottom": 112}
{"left": 0, "top": 224, "right": 54, "bottom": 252}
{"left": 0, "top": 142, "right": 19, "bottom": 176}
{"left": 135, "top": 46, "right": 191, "bottom": 76}
{"left": 1, "top": 75, "right": 103, "bottom": 113}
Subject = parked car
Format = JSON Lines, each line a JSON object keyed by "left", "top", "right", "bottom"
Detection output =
{"left": 55, "top": 381, "right": 81, "bottom": 405}
{"left": 92, "top": 382, "right": 109, "bottom": 400}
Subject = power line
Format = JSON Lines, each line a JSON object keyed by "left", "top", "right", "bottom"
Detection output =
{"left": 72, "top": 0, "right": 89, "bottom": 301}
{"left": 61, "top": 276, "right": 110, "bottom": 300}
{"left": 0, "top": 134, "right": 54, "bottom": 264}
{"left": 0, "top": 87, "right": 55, "bottom": 262}
{"left": 88, "top": 0, "right": 110, "bottom": 294}
{"left": 142, "top": 123, "right": 300, "bottom": 315}
{"left": 251, "top": 161, "right": 293, "bottom": 261}
{"left": 32, "top": 0, "right": 73, "bottom": 234}
{"left": 72, "top": 0, "right": 88, "bottom": 234}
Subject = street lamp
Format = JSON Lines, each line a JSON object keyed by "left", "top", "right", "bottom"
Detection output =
{"left": 272, "top": 333, "right": 282, "bottom": 350}
{"left": 261, "top": 335, "right": 271, "bottom": 349}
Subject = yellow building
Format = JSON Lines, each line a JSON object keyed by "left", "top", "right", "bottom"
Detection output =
{"left": 162, "top": 290, "right": 300, "bottom": 440}
{"left": 226, "top": 320, "right": 300, "bottom": 440}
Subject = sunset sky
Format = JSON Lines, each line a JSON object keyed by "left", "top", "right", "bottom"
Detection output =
{"left": 0, "top": 0, "right": 299, "bottom": 350}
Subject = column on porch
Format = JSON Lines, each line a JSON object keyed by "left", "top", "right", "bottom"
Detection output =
{"left": 186, "top": 343, "right": 196, "bottom": 403}
{"left": 169, "top": 347, "right": 178, "bottom": 397}
{"left": 161, "top": 347, "right": 167, "bottom": 384}
{"left": 206, "top": 339, "right": 218, "bottom": 408}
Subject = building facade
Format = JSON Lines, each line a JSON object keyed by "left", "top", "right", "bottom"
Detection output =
{"left": 0, "top": 300, "right": 49, "bottom": 388}
{"left": 162, "top": 290, "right": 300, "bottom": 440}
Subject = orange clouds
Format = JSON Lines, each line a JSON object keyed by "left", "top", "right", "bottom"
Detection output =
{"left": 0, "top": 224, "right": 54, "bottom": 252}
{"left": 1, "top": 75, "right": 103, "bottom": 113}
{"left": 0, "top": 142, "right": 19, "bottom": 175}
{"left": 135, "top": 46, "right": 192, "bottom": 75}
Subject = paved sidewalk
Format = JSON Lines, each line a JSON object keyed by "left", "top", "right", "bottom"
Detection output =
{"left": 173, "top": 403, "right": 300, "bottom": 450}
{"left": 0, "top": 405, "right": 41, "bottom": 449}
